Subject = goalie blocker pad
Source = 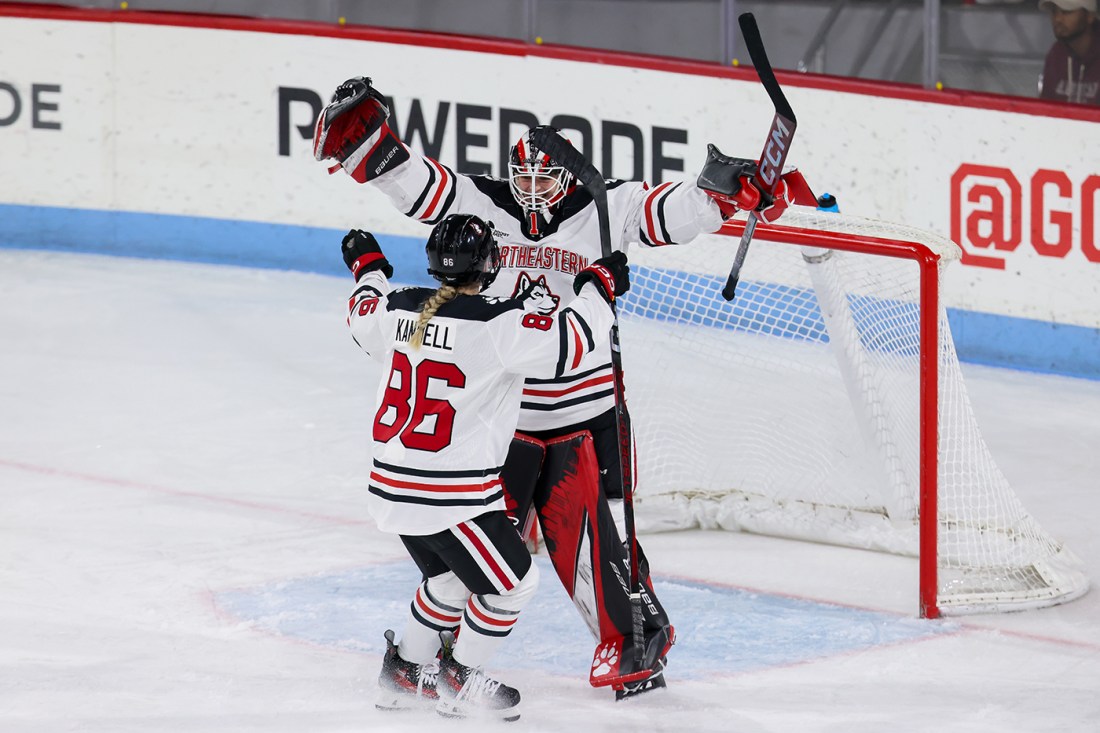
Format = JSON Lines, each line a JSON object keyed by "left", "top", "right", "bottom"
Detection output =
{"left": 501, "top": 430, "right": 673, "bottom": 686}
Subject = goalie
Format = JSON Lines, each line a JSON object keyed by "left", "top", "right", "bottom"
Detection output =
{"left": 313, "top": 76, "right": 813, "bottom": 698}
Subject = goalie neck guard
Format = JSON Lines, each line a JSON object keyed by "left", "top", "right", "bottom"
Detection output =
{"left": 425, "top": 214, "right": 502, "bottom": 291}
{"left": 508, "top": 126, "right": 576, "bottom": 220}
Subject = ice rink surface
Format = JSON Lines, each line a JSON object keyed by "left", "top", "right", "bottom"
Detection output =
{"left": 2, "top": 250, "right": 1098, "bottom": 732}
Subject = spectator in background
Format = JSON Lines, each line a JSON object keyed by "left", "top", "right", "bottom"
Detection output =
{"left": 1038, "top": 0, "right": 1100, "bottom": 104}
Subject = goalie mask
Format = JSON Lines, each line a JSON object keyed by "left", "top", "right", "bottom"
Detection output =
{"left": 508, "top": 126, "right": 575, "bottom": 220}
{"left": 426, "top": 214, "right": 502, "bottom": 291}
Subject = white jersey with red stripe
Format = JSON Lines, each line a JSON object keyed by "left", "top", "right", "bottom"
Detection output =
{"left": 371, "top": 141, "right": 725, "bottom": 431}
{"left": 348, "top": 270, "right": 615, "bottom": 536}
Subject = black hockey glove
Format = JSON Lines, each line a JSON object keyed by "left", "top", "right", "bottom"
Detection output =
{"left": 574, "top": 251, "right": 629, "bottom": 303}
{"left": 341, "top": 229, "right": 393, "bottom": 281}
{"left": 696, "top": 143, "right": 790, "bottom": 223}
{"left": 312, "top": 77, "right": 409, "bottom": 183}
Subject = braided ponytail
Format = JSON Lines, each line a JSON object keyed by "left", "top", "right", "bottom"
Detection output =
{"left": 410, "top": 284, "right": 459, "bottom": 350}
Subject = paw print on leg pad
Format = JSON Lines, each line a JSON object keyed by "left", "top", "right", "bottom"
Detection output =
{"left": 591, "top": 642, "right": 619, "bottom": 678}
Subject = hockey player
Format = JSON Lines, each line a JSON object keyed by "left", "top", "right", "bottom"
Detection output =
{"left": 315, "top": 76, "right": 808, "bottom": 697}
{"left": 345, "top": 213, "right": 628, "bottom": 720}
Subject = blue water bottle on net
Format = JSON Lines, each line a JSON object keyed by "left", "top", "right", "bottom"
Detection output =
{"left": 816, "top": 192, "right": 839, "bottom": 213}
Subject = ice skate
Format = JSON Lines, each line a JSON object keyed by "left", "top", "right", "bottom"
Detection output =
{"left": 435, "top": 647, "right": 521, "bottom": 722}
{"left": 375, "top": 629, "right": 440, "bottom": 711}
{"left": 614, "top": 656, "right": 668, "bottom": 701}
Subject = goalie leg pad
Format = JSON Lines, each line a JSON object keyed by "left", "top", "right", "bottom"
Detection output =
{"left": 501, "top": 434, "right": 547, "bottom": 549}
{"left": 533, "top": 431, "right": 672, "bottom": 648}
{"left": 591, "top": 623, "right": 676, "bottom": 691}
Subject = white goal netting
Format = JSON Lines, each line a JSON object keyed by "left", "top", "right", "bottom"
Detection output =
{"left": 618, "top": 208, "right": 1087, "bottom": 615}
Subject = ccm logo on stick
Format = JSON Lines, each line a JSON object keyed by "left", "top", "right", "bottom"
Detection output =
{"left": 757, "top": 117, "right": 792, "bottom": 187}
{"left": 951, "top": 163, "right": 1100, "bottom": 270}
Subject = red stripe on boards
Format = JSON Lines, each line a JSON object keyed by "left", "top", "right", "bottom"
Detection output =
{"left": 3, "top": 5, "right": 1098, "bottom": 124}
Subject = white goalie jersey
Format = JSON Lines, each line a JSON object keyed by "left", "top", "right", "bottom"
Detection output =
{"left": 370, "top": 143, "right": 725, "bottom": 432}
{"left": 348, "top": 270, "right": 614, "bottom": 536}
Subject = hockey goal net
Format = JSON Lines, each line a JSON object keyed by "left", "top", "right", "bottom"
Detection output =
{"left": 618, "top": 207, "right": 1087, "bottom": 617}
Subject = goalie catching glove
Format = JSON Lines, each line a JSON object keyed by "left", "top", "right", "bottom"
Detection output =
{"left": 341, "top": 229, "right": 394, "bottom": 280}
{"left": 573, "top": 251, "right": 629, "bottom": 304}
{"left": 312, "top": 76, "right": 409, "bottom": 183}
{"left": 696, "top": 143, "right": 792, "bottom": 224}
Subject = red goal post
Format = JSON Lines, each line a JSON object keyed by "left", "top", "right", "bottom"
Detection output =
{"left": 731, "top": 214, "right": 944, "bottom": 617}
{"left": 620, "top": 208, "right": 1087, "bottom": 618}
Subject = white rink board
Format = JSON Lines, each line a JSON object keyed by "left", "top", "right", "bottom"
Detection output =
{"left": 1, "top": 13, "right": 1098, "bottom": 337}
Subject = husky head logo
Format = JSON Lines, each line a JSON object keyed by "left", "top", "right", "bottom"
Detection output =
{"left": 512, "top": 272, "right": 560, "bottom": 315}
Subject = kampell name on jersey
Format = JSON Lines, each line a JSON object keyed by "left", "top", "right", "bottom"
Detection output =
{"left": 395, "top": 317, "right": 455, "bottom": 351}
{"left": 498, "top": 244, "right": 590, "bottom": 274}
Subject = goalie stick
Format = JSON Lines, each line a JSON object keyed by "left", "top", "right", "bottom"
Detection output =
{"left": 526, "top": 127, "right": 646, "bottom": 670}
{"left": 721, "top": 13, "right": 798, "bottom": 301}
